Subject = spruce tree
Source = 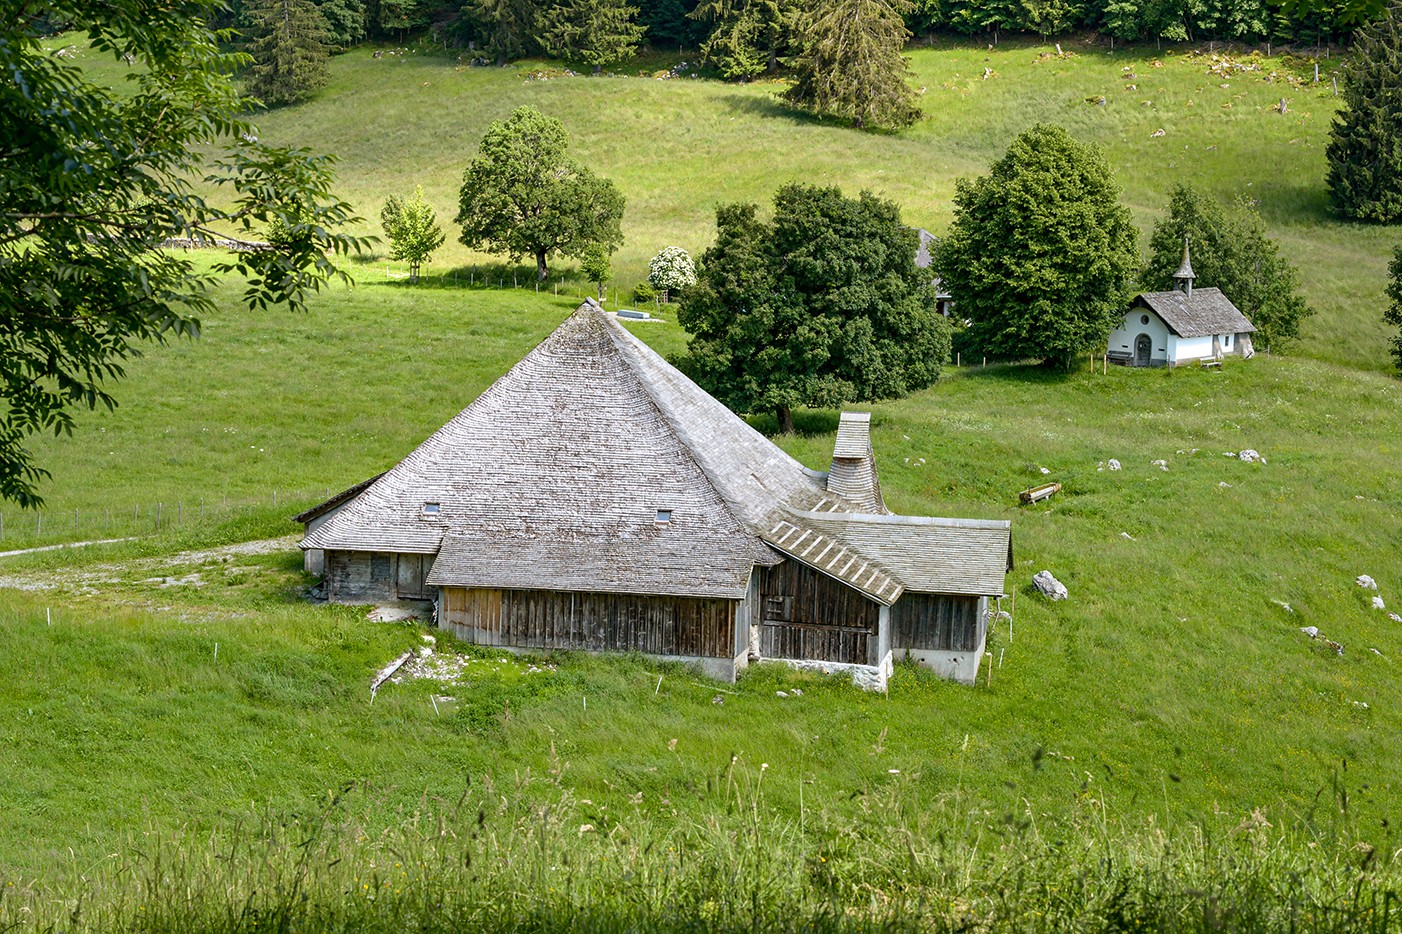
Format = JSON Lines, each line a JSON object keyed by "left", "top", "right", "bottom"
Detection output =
{"left": 783, "top": 0, "right": 922, "bottom": 130}
{"left": 538, "top": 0, "right": 646, "bottom": 75}
{"left": 691, "top": 0, "right": 796, "bottom": 80}
{"left": 243, "top": 0, "right": 331, "bottom": 106}
{"left": 466, "top": 0, "right": 537, "bottom": 65}
{"left": 1386, "top": 245, "right": 1402, "bottom": 370}
{"left": 1326, "top": 2, "right": 1402, "bottom": 223}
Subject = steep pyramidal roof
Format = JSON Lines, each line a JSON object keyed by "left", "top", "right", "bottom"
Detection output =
{"left": 303, "top": 301, "right": 1010, "bottom": 603}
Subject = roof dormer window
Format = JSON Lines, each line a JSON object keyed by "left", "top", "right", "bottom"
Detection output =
{"left": 655, "top": 509, "right": 672, "bottom": 525}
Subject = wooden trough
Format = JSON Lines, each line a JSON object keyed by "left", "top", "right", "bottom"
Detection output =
{"left": 1019, "top": 481, "right": 1061, "bottom": 505}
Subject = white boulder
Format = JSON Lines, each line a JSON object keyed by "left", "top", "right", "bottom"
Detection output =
{"left": 1033, "top": 570, "right": 1068, "bottom": 601}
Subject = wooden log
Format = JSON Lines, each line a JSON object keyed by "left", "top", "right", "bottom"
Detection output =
{"left": 370, "top": 650, "right": 413, "bottom": 701}
{"left": 1019, "top": 482, "right": 1062, "bottom": 505}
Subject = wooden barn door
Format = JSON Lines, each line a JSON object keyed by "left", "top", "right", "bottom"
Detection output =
{"left": 758, "top": 561, "right": 878, "bottom": 665}
{"left": 395, "top": 553, "right": 432, "bottom": 600}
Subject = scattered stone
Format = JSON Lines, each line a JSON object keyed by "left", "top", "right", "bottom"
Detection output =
{"left": 1039, "top": 466, "right": 1051, "bottom": 474}
{"left": 1152, "top": 459, "right": 1169, "bottom": 471}
{"left": 1353, "top": 701, "right": 1369, "bottom": 710}
{"left": 1390, "top": 613, "right": 1402, "bottom": 624}
{"left": 776, "top": 690, "right": 789, "bottom": 698}
{"left": 1033, "top": 570, "right": 1068, "bottom": 601}
{"left": 712, "top": 694, "right": 725, "bottom": 705}
{"left": 367, "top": 604, "right": 431, "bottom": 623}
{"left": 792, "top": 688, "right": 803, "bottom": 697}
{"left": 1219, "top": 482, "right": 1232, "bottom": 488}
{"left": 1108, "top": 459, "right": 1121, "bottom": 471}
{"left": 1373, "top": 596, "right": 1386, "bottom": 611}
{"left": 1151, "top": 128, "right": 1166, "bottom": 137}
{"left": 1273, "top": 600, "right": 1293, "bottom": 613}
{"left": 1120, "top": 531, "right": 1136, "bottom": 540}
{"left": 1371, "top": 648, "right": 1384, "bottom": 657}
{"left": 1301, "top": 626, "right": 1319, "bottom": 637}
{"left": 1357, "top": 575, "right": 1378, "bottom": 590}
{"left": 1237, "top": 449, "right": 1264, "bottom": 463}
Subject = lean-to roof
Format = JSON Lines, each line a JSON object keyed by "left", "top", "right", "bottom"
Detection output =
{"left": 1137, "top": 287, "right": 1255, "bottom": 339}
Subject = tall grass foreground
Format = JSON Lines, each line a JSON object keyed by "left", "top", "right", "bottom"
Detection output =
{"left": 3, "top": 758, "right": 1396, "bottom": 933}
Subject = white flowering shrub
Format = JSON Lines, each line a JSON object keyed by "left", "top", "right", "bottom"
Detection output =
{"left": 647, "top": 246, "right": 697, "bottom": 297}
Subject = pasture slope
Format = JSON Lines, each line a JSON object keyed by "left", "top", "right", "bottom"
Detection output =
{"left": 3, "top": 37, "right": 1401, "bottom": 931}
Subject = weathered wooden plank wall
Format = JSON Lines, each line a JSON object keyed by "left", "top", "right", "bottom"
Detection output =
{"left": 441, "top": 587, "right": 736, "bottom": 659}
{"left": 757, "top": 560, "right": 880, "bottom": 665}
{"left": 326, "top": 550, "right": 434, "bottom": 603}
{"left": 890, "top": 593, "right": 983, "bottom": 652}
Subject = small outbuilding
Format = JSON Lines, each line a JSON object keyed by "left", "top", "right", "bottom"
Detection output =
{"left": 1108, "top": 239, "right": 1256, "bottom": 367}
{"left": 298, "top": 300, "right": 1011, "bottom": 688}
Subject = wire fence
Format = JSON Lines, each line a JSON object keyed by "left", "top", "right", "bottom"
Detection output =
{"left": 0, "top": 487, "right": 332, "bottom": 554}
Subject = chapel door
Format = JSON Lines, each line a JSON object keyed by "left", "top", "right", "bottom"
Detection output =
{"left": 1134, "top": 333, "right": 1152, "bottom": 367}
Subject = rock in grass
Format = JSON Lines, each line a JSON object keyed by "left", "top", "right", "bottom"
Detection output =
{"left": 1357, "top": 575, "right": 1378, "bottom": 590}
{"left": 1373, "top": 595, "right": 1386, "bottom": 611}
{"left": 1033, "top": 570, "right": 1068, "bottom": 601}
{"left": 1238, "top": 449, "right": 1265, "bottom": 463}
{"left": 1301, "top": 626, "right": 1319, "bottom": 637}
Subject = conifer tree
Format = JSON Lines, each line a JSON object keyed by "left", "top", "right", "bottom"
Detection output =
{"left": 243, "top": 0, "right": 332, "bottom": 106}
{"left": 466, "top": 0, "right": 538, "bottom": 64}
{"left": 1386, "top": 245, "right": 1402, "bottom": 370}
{"left": 690, "top": 0, "right": 796, "bottom": 80}
{"left": 1326, "top": 2, "right": 1402, "bottom": 223}
{"left": 538, "top": 0, "right": 646, "bottom": 74}
{"left": 783, "top": 0, "right": 922, "bottom": 130}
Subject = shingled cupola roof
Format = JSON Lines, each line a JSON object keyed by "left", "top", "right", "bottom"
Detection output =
{"left": 826, "top": 412, "right": 887, "bottom": 515}
{"left": 1172, "top": 237, "right": 1197, "bottom": 300}
{"left": 302, "top": 299, "right": 1011, "bottom": 604}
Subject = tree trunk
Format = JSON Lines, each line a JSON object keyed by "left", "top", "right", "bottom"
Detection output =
{"left": 536, "top": 250, "right": 548, "bottom": 281}
{"left": 597, "top": 282, "right": 605, "bottom": 299}
{"left": 593, "top": 63, "right": 602, "bottom": 76}
{"left": 409, "top": 260, "right": 420, "bottom": 284}
{"left": 777, "top": 405, "right": 795, "bottom": 434}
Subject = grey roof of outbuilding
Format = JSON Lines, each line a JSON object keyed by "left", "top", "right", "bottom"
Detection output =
{"left": 912, "top": 228, "right": 953, "bottom": 301}
{"left": 302, "top": 300, "right": 1011, "bottom": 604}
{"left": 764, "top": 511, "right": 1012, "bottom": 604}
{"left": 1136, "top": 287, "right": 1256, "bottom": 339}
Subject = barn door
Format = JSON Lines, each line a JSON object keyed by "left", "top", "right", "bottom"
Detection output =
{"left": 395, "top": 553, "right": 430, "bottom": 599}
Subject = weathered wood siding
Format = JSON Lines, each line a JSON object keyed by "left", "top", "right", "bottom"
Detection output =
{"left": 441, "top": 588, "right": 736, "bottom": 658}
{"left": 758, "top": 560, "right": 881, "bottom": 665}
{"left": 325, "top": 550, "right": 434, "bottom": 603}
{"left": 890, "top": 593, "right": 984, "bottom": 652}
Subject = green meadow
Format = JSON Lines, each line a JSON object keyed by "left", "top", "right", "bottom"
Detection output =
{"left": 4, "top": 36, "right": 1402, "bottom": 931}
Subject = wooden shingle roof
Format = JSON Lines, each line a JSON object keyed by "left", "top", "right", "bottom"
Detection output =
{"left": 1136, "top": 288, "right": 1255, "bottom": 339}
{"left": 303, "top": 301, "right": 1011, "bottom": 604}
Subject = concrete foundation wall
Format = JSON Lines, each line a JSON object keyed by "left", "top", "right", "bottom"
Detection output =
{"left": 901, "top": 645, "right": 985, "bottom": 685}
{"left": 458, "top": 641, "right": 742, "bottom": 683}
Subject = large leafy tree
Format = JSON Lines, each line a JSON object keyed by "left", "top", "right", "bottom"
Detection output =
{"left": 783, "top": 0, "right": 922, "bottom": 131}
{"left": 1386, "top": 245, "right": 1402, "bottom": 371}
{"left": 676, "top": 184, "right": 951, "bottom": 433}
{"left": 456, "top": 107, "right": 626, "bottom": 281}
{"left": 243, "top": 0, "right": 332, "bottom": 106}
{"left": 1326, "top": 2, "right": 1402, "bottom": 223}
{"left": 537, "top": 0, "right": 647, "bottom": 74}
{"left": 380, "top": 186, "right": 446, "bottom": 283}
{"left": 933, "top": 124, "right": 1139, "bottom": 370}
{"left": 0, "top": 0, "right": 365, "bottom": 506}
{"left": 1143, "top": 185, "right": 1313, "bottom": 348}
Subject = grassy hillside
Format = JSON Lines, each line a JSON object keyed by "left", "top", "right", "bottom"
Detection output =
{"left": 5, "top": 35, "right": 1402, "bottom": 930}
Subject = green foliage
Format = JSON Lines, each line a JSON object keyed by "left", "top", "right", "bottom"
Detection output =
{"left": 783, "top": 0, "right": 922, "bottom": 130}
{"left": 380, "top": 185, "right": 446, "bottom": 282}
{"left": 1144, "top": 185, "right": 1314, "bottom": 348}
{"left": 676, "top": 184, "right": 950, "bottom": 431}
{"left": 538, "top": 0, "right": 647, "bottom": 74}
{"left": 0, "top": 2, "right": 365, "bottom": 507}
{"left": 933, "top": 124, "right": 1139, "bottom": 369}
{"left": 243, "top": 0, "right": 333, "bottom": 106}
{"left": 1386, "top": 245, "right": 1402, "bottom": 369}
{"left": 313, "top": 0, "right": 367, "bottom": 47}
{"left": 1326, "top": 3, "right": 1402, "bottom": 223}
{"left": 455, "top": 107, "right": 626, "bottom": 280}
{"left": 465, "top": 0, "right": 539, "bottom": 64}
{"left": 580, "top": 241, "right": 614, "bottom": 296}
{"left": 691, "top": 0, "right": 796, "bottom": 80}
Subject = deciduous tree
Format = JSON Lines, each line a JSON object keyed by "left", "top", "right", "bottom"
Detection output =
{"left": 676, "top": 184, "right": 951, "bottom": 433}
{"left": 783, "top": 0, "right": 922, "bottom": 130}
{"left": 933, "top": 124, "right": 1139, "bottom": 369}
{"left": 580, "top": 243, "right": 614, "bottom": 298}
{"left": 1326, "top": 2, "right": 1402, "bottom": 223}
{"left": 0, "top": 0, "right": 366, "bottom": 506}
{"left": 648, "top": 246, "right": 697, "bottom": 301}
{"left": 1143, "top": 185, "right": 1313, "bottom": 348}
{"left": 456, "top": 107, "right": 626, "bottom": 280}
{"left": 381, "top": 186, "right": 446, "bottom": 283}
{"left": 243, "top": 0, "right": 332, "bottom": 106}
